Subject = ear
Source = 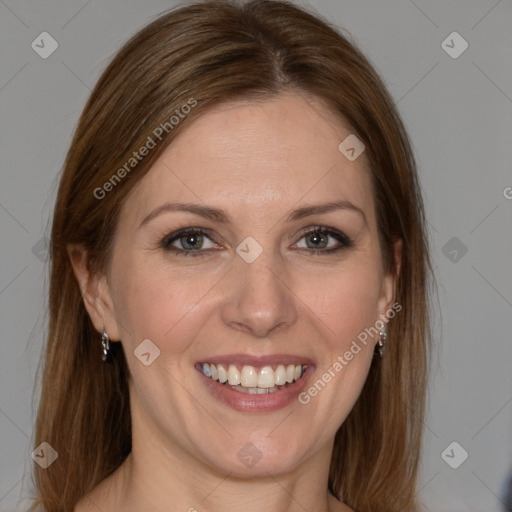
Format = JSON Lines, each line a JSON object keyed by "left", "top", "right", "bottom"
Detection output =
{"left": 376, "top": 238, "right": 402, "bottom": 318}
{"left": 67, "top": 244, "right": 120, "bottom": 341}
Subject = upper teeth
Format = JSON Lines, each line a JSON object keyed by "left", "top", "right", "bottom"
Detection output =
{"left": 201, "top": 363, "right": 305, "bottom": 388}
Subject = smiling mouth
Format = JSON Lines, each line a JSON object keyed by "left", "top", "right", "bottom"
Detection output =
{"left": 198, "top": 362, "right": 307, "bottom": 394}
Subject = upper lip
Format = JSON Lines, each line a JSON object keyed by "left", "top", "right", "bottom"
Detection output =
{"left": 197, "top": 353, "right": 315, "bottom": 367}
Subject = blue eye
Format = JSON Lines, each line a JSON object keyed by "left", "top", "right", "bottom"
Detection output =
{"left": 161, "top": 228, "right": 217, "bottom": 257}
{"left": 293, "top": 226, "right": 353, "bottom": 254}
{"left": 161, "top": 226, "right": 353, "bottom": 257}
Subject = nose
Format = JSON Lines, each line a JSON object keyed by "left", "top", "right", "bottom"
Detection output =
{"left": 220, "top": 249, "right": 299, "bottom": 338}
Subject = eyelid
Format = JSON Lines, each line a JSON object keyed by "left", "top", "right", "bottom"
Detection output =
{"left": 291, "top": 225, "right": 353, "bottom": 251}
{"left": 161, "top": 225, "right": 353, "bottom": 256}
{"left": 161, "top": 227, "right": 220, "bottom": 249}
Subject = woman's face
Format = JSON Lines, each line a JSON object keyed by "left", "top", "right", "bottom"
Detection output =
{"left": 86, "top": 92, "right": 399, "bottom": 477}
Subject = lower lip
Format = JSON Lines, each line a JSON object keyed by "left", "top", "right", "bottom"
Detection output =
{"left": 196, "top": 365, "right": 314, "bottom": 412}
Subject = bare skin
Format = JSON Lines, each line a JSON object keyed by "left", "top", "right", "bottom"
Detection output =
{"left": 71, "top": 91, "right": 400, "bottom": 512}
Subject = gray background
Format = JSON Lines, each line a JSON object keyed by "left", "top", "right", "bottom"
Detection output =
{"left": 1, "top": 1, "right": 511, "bottom": 511}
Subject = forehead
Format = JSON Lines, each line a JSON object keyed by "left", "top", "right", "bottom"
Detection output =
{"left": 125, "top": 92, "right": 375, "bottom": 227}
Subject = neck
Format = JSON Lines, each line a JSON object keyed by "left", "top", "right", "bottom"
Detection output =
{"left": 88, "top": 379, "right": 351, "bottom": 512}
{"left": 104, "top": 422, "right": 346, "bottom": 512}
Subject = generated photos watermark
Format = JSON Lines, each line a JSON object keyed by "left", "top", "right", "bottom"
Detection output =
{"left": 93, "top": 97, "right": 197, "bottom": 200}
{"left": 298, "top": 301, "right": 402, "bottom": 404}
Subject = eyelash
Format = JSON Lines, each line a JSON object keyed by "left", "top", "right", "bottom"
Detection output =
{"left": 160, "top": 226, "right": 353, "bottom": 258}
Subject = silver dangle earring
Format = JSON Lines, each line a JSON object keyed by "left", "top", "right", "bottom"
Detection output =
{"left": 377, "top": 323, "right": 388, "bottom": 357}
{"left": 101, "top": 329, "right": 110, "bottom": 362}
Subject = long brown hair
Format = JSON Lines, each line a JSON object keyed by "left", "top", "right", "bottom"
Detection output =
{"left": 29, "top": 1, "right": 435, "bottom": 510}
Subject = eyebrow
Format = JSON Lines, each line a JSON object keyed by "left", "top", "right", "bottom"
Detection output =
{"left": 138, "top": 199, "right": 367, "bottom": 229}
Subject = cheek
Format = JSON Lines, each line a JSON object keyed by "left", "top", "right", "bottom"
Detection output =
{"left": 297, "top": 266, "right": 381, "bottom": 426}
{"left": 295, "top": 257, "right": 382, "bottom": 413}
{"left": 110, "top": 254, "right": 200, "bottom": 352}
{"left": 304, "top": 259, "right": 383, "bottom": 349}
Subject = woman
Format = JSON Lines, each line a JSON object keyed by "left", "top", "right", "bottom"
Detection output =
{"left": 29, "top": 1, "right": 434, "bottom": 511}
